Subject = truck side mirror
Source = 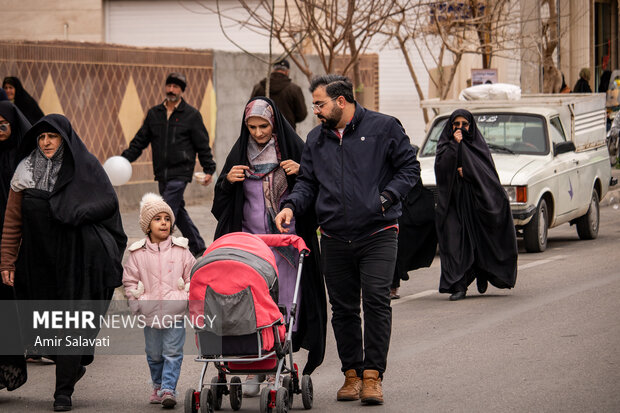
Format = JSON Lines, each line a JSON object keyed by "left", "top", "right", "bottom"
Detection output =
{"left": 553, "top": 141, "right": 576, "bottom": 156}
{"left": 411, "top": 144, "right": 420, "bottom": 157}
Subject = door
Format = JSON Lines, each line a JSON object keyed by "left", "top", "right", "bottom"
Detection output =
{"left": 549, "top": 117, "right": 582, "bottom": 219}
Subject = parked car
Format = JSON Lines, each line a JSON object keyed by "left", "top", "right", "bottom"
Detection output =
{"left": 419, "top": 93, "right": 615, "bottom": 252}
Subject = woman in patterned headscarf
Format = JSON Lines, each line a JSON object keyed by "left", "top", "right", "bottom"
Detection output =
{"left": 212, "top": 97, "right": 326, "bottom": 383}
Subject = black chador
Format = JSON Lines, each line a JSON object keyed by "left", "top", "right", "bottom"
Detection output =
{"left": 434, "top": 109, "right": 517, "bottom": 296}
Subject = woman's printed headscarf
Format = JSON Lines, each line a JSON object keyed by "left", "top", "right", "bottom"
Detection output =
{"left": 244, "top": 99, "right": 275, "bottom": 128}
{"left": 11, "top": 124, "right": 65, "bottom": 193}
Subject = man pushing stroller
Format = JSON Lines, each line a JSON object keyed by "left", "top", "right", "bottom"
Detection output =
{"left": 276, "top": 75, "right": 419, "bottom": 405}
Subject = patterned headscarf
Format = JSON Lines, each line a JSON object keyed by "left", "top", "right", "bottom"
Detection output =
{"left": 11, "top": 131, "right": 65, "bottom": 193}
{"left": 244, "top": 99, "right": 275, "bottom": 127}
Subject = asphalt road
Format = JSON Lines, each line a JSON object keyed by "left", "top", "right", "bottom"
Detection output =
{"left": 1, "top": 196, "right": 619, "bottom": 412}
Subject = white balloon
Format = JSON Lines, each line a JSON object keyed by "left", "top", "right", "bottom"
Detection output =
{"left": 103, "top": 156, "right": 132, "bottom": 186}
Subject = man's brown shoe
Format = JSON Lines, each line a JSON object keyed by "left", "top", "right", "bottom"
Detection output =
{"left": 360, "top": 369, "right": 384, "bottom": 405}
{"left": 336, "top": 369, "right": 362, "bottom": 401}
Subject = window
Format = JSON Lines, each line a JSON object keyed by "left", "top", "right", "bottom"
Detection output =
{"left": 420, "top": 113, "right": 548, "bottom": 156}
{"left": 549, "top": 116, "right": 567, "bottom": 143}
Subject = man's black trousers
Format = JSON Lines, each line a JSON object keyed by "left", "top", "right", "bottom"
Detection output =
{"left": 320, "top": 229, "right": 397, "bottom": 377}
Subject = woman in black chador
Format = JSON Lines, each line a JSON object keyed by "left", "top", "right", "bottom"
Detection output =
{"left": 2, "top": 77, "right": 45, "bottom": 125}
{"left": 212, "top": 97, "right": 326, "bottom": 380}
{"left": 0, "top": 101, "right": 30, "bottom": 392}
{"left": 434, "top": 109, "right": 517, "bottom": 301}
{"left": 0, "top": 114, "right": 127, "bottom": 411}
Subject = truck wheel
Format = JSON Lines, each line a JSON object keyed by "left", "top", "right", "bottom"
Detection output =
{"left": 576, "top": 189, "right": 599, "bottom": 240}
{"left": 524, "top": 198, "right": 548, "bottom": 252}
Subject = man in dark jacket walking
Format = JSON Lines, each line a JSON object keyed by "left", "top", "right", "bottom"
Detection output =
{"left": 251, "top": 59, "right": 308, "bottom": 130}
{"left": 275, "top": 74, "right": 419, "bottom": 405}
{"left": 121, "top": 73, "right": 215, "bottom": 256}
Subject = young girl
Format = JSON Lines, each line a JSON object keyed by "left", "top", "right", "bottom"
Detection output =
{"left": 123, "top": 193, "right": 196, "bottom": 408}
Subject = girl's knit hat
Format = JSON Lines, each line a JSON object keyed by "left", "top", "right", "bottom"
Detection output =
{"left": 139, "top": 193, "right": 174, "bottom": 234}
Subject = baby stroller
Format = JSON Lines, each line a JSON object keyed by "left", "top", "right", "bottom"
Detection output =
{"left": 186, "top": 232, "right": 314, "bottom": 413}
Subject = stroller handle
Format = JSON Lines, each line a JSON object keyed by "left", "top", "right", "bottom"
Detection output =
{"left": 253, "top": 234, "right": 310, "bottom": 255}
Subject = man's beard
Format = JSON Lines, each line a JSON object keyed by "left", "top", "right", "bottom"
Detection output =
{"left": 166, "top": 92, "right": 179, "bottom": 102}
{"left": 318, "top": 105, "right": 343, "bottom": 130}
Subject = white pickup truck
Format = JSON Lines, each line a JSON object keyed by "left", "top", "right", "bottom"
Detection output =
{"left": 418, "top": 93, "right": 615, "bottom": 252}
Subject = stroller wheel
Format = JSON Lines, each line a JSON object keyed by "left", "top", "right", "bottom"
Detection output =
{"left": 282, "top": 376, "right": 294, "bottom": 407}
{"left": 259, "top": 387, "right": 272, "bottom": 413}
{"left": 200, "top": 387, "right": 215, "bottom": 413}
{"left": 275, "top": 387, "right": 289, "bottom": 413}
{"left": 210, "top": 376, "right": 224, "bottom": 410}
{"left": 184, "top": 388, "right": 198, "bottom": 413}
{"left": 229, "top": 376, "right": 243, "bottom": 411}
{"left": 301, "top": 375, "right": 313, "bottom": 410}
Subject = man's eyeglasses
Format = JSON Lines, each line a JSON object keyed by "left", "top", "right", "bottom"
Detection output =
{"left": 0, "top": 123, "right": 9, "bottom": 132}
{"left": 452, "top": 121, "right": 469, "bottom": 128}
{"left": 311, "top": 97, "right": 338, "bottom": 112}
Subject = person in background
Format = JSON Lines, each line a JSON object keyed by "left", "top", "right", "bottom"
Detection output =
{"left": 251, "top": 59, "right": 308, "bottom": 130}
{"left": 599, "top": 57, "right": 612, "bottom": 93}
{"left": 0, "top": 101, "right": 30, "bottom": 392}
{"left": 123, "top": 193, "right": 195, "bottom": 408}
{"left": 121, "top": 72, "right": 216, "bottom": 257}
{"left": 275, "top": 74, "right": 419, "bottom": 405}
{"left": 572, "top": 68, "right": 592, "bottom": 93}
{"left": 390, "top": 174, "right": 437, "bottom": 300}
{"left": 560, "top": 74, "right": 571, "bottom": 93}
{"left": 2, "top": 77, "right": 44, "bottom": 124}
{"left": 0, "top": 114, "right": 126, "bottom": 411}
{"left": 434, "top": 109, "right": 517, "bottom": 301}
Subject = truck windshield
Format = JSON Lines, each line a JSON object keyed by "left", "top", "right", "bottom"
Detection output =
{"left": 420, "top": 114, "right": 548, "bottom": 156}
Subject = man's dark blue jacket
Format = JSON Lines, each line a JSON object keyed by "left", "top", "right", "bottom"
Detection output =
{"left": 284, "top": 103, "right": 420, "bottom": 242}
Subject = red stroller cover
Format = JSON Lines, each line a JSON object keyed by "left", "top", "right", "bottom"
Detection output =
{"left": 189, "top": 232, "right": 286, "bottom": 352}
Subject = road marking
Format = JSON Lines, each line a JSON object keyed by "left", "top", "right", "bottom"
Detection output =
{"left": 392, "top": 290, "right": 437, "bottom": 305}
{"left": 518, "top": 255, "right": 567, "bottom": 270}
{"left": 393, "top": 255, "right": 568, "bottom": 305}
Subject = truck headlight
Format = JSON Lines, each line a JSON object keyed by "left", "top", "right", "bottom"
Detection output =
{"left": 504, "top": 186, "right": 527, "bottom": 203}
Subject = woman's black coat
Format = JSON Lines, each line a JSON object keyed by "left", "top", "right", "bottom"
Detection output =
{"left": 0, "top": 102, "right": 29, "bottom": 390}
{"left": 14, "top": 114, "right": 127, "bottom": 300}
{"left": 212, "top": 97, "right": 326, "bottom": 375}
{"left": 434, "top": 109, "right": 517, "bottom": 292}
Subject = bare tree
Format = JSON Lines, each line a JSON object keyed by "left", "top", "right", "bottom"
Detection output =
{"left": 190, "top": 0, "right": 404, "bottom": 104}
{"left": 382, "top": 0, "right": 521, "bottom": 122}
{"left": 541, "top": 0, "right": 562, "bottom": 93}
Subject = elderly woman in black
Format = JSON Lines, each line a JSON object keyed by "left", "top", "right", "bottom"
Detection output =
{"left": 434, "top": 109, "right": 517, "bottom": 301}
{"left": 0, "top": 114, "right": 127, "bottom": 411}
{"left": 0, "top": 101, "right": 30, "bottom": 391}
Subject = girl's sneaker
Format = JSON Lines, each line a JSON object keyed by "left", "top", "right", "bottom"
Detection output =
{"left": 150, "top": 388, "right": 162, "bottom": 404}
{"left": 243, "top": 374, "right": 264, "bottom": 397}
{"left": 161, "top": 391, "right": 177, "bottom": 408}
